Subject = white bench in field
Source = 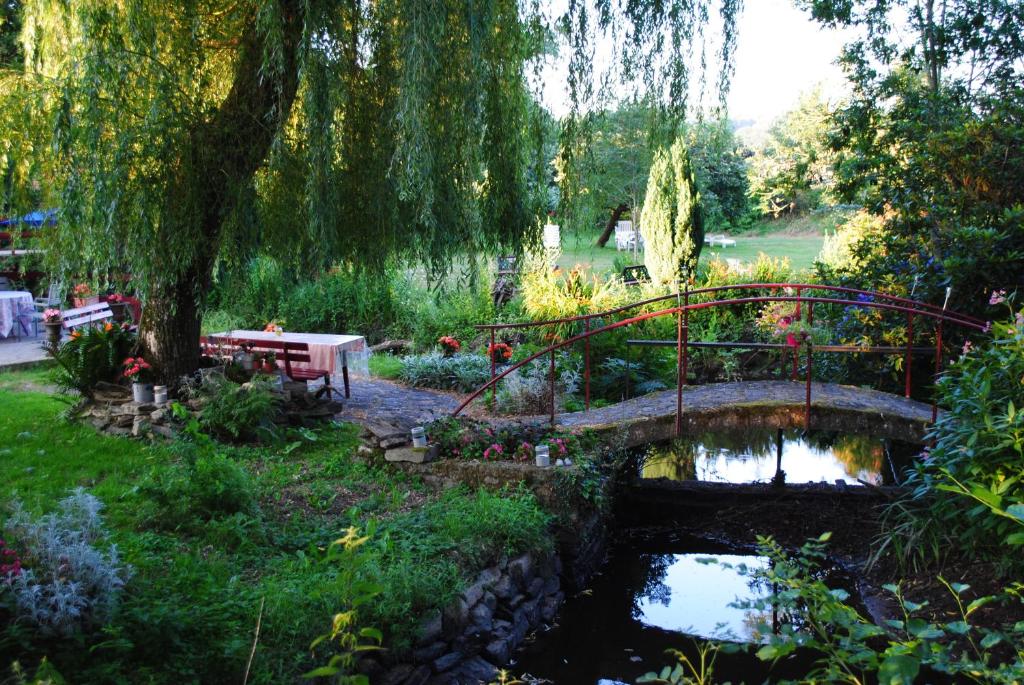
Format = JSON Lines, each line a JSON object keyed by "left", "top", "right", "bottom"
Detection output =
{"left": 62, "top": 302, "right": 113, "bottom": 330}
{"left": 705, "top": 234, "right": 737, "bottom": 248}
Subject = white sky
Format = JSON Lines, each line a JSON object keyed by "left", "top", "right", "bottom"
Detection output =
{"left": 726, "top": 0, "right": 854, "bottom": 124}
{"left": 539, "top": 0, "right": 855, "bottom": 127}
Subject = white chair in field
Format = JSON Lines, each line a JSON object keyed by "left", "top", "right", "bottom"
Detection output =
{"left": 615, "top": 221, "right": 639, "bottom": 251}
{"left": 542, "top": 223, "right": 560, "bottom": 250}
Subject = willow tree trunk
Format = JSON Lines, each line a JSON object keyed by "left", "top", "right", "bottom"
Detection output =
{"left": 139, "top": 2, "right": 304, "bottom": 383}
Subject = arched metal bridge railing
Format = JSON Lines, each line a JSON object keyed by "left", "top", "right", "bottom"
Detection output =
{"left": 454, "top": 284, "right": 987, "bottom": 432}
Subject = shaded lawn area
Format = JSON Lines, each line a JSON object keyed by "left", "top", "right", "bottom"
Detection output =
{"left": 558, "top": 230, "right": 826, "bottom": 276}
{"left": 0, "top": 382, "right": 552, "bottom": 683}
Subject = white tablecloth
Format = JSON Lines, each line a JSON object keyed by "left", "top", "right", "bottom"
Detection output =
{"left": 215, "top": 330, "right": 369, "bottom": 380}
{"left": 0, "top": 291, "right": 33, "bottom": 338}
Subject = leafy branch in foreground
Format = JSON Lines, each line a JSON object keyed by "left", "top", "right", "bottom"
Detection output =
{"left": 303, "top": 526, "right": 383, "bottom": 684}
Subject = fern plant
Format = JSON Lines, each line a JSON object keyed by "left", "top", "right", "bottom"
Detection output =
{"left": 48, "top": 324, "right": 137, "bottom": 397}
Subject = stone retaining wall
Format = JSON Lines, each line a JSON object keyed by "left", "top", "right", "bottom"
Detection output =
{"left": 78, "top": 380, "right": 340, "bottom": 440}
{"left": 361, "top": 551, "right": 564, "bottom": 685}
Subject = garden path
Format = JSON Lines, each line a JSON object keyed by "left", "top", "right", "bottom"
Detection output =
{"left": 336, "top": 377, "right": 463, "bottom": 433}
{"left": 0, "top": 336, "right": 48, "bottom": 370}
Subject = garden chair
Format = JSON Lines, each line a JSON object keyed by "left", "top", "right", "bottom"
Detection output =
{"left": 0, "top": 276, "right": 11, "bottom": 291}
{"left": 615, "top": 222, "right": 637, "bottom": 251}
{"left": 34, "top": 282, "right": 64, "bottom": 311}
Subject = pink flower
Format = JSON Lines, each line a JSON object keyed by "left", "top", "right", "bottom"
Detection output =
{"left": 989, "top": 289, "right": 1007, "bottom": 306}
{"left": 962, "top": 340, "right": 973, "bottom": 356}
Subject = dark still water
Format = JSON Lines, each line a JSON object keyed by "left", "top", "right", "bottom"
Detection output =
{"left": 512, "top": 533, "right": 817, "bottom": 684}
{"left": 640, "top": 429, "right": 922, "bottom": 486}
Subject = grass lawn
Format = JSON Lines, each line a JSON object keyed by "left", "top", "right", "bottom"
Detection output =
{"left": 556, "top": 210, "right": 845, "bottom": 278}
{"left": 0, "top": 372, "right": 552, "bottom": 683}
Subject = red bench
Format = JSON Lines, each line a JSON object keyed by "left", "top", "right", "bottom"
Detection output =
{"left": 200, "top": 335, "right": 349, "bottom": 399}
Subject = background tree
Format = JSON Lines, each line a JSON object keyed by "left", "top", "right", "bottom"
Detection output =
{"left": 640, "top": 139, "right": 705, "bottom": 285}
{"left": 684, "top": 118, "right": 751, "bottom": 230}
{"left": 746, "top": 88, "right": 835, "bottom": 218}
{"left": 800, "top": 0, "right": 1024, "bottom": 314}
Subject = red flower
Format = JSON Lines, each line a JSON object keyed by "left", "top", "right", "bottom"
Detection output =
{"left": 488, "top": 342, "right": 513, "bottom": 360}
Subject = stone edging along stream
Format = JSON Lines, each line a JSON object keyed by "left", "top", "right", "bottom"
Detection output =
{"left": 358, "top": 550, "right": 564, "bottom": 685}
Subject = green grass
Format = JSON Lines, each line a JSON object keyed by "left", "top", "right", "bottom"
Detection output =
{"left": 0, "top": 361, "right": 56, "bottom": 392}
{"left": 369, "top": 352, "right": 404, "bottom": 379}
{"left": 0, "top": 385, "right": 553, "bottom": 682}
{"left": 556, "top": 209, "right": 844, "bottom": 277}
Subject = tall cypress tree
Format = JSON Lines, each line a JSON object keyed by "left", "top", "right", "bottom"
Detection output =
{"left": 640, "top": 139, "right": 705, "bottom": 285}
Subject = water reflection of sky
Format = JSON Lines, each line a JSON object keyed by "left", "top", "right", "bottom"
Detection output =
{"left": 695, "top": 440, "right": 880, "bottom": 485}
{"left": 637, "top": 553, "right": 771, "bottom": 641}
{"left": 642, "top": 431, "right": 894, "bottom": 485}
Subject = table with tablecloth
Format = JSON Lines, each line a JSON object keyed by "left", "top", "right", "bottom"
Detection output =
{"left": 0, "top": 291, "right": 33, "bottom": 338}
{"left": 214, "top": 330, "right": 369, "bottom": 384}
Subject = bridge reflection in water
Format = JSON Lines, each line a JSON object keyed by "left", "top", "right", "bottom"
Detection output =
{"left": 639, "top": 428, "right": 923, "bottom": 487}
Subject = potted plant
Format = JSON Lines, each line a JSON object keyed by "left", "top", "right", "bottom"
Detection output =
{"left": 488, "top": 342, "right": 513, "bottom": 365}
{"left": 233, "top": 342, "right": 256, "bottom": 371}
{"left": 438, "top": 336, "right": 461, "bottom": 357}
{"left": 42, "top": 308, "right": 63, "bottom": 345}
{"left": 72, "top": 283, "right": 99, "bottom": 307}
{"left": 122, "top": 356, "right": 155, "bottom": 403}
{"left": 106, "top": 293, "right": 131, "bottom": 323}
{"left": 261, "top": 351, "right": 278, "bottom": 374}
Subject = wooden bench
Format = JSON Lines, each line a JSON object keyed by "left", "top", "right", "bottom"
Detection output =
{"left": 62, "top": 302, "right": 114, "bottom": 330}
{"left": 200, "top": 335, "right": 349, "bottom": 399}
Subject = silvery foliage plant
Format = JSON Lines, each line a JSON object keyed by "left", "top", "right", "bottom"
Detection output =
{"left": 498, "top": 353, "right": 581, "bottom": 415}
{"left": 3, "top": 488, "right": 132, "bottom": 637}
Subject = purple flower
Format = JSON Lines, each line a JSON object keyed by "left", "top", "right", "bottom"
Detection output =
{"left": 990, "top": 290, "right": 1007, "bottom": 306}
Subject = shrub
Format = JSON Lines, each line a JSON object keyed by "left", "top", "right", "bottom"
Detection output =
{"left": 2, "top": 490, "right": 131, "bottom": 637}
{"left": 49, "top": 323, "right": 137, "bottom": 397}
{"left": 278, "top": 265, "right": 410, "bottom": 343}
{"left": 496, "top": 354, "right": 581, "bottom": 415}
{"left": 408, "top": 282, "right": 496, "bottom": 351}
{"left": 398, "top": 353, "right": 491, "bottom": 393}
{"left": 136, "top": 450, "right": 258, "bottom": 532}
{"left": 518, "top": 256, "right": 631, "bottom": 339}
{"left": 640, "top": 138, "right": 705, "bottom": 285}
{"left": 878, "top": 303, "right": 1024, "bottom": 572}
{"left": 190, "top": 375, "right": 281, "bottom": 442}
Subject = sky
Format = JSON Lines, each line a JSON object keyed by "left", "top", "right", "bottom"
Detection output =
{"left": 726, "top": 0, "right": 854, "bottom": 125}
{"left": 539, "top": 0, "right": 855, "bottom": 128}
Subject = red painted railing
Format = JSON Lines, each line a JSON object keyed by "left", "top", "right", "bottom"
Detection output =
{"left": 455, "top": 284, "right": 987, "bottom": 431}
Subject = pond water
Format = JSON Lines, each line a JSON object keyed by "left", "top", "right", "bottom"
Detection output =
{"left": 639, "top": 429, "right": 922, "bottom": 486}
{"left": 512, "top": 533, "right": 818, "bottom": 684}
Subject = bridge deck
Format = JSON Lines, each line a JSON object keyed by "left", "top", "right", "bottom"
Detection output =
{"left": 554, "top": 380, "right": 935, "bottom": 446}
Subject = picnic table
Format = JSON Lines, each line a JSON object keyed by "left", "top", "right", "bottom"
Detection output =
{"left": 0, "top": 291, "right": 32, "bottom": 338}
{"left": 212, "top": 329, "right": 369, "bottom": 380}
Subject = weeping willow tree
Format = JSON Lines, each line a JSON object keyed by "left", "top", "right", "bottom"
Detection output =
{"left": 640, "top": 138, "right": 704, "bottom": 285}
{"left": 556, "top": 0, "right": 743, "bottom": 235}
{"left": 2, "top": 0, "right": 741, "bottom": 380}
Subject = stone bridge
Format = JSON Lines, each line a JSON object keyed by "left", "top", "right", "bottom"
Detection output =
{"left": 341, "top": 377, "right": 936, "bottom": 448}
{"left": 554, "top": 380, "right": 936, "bottom": 446}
